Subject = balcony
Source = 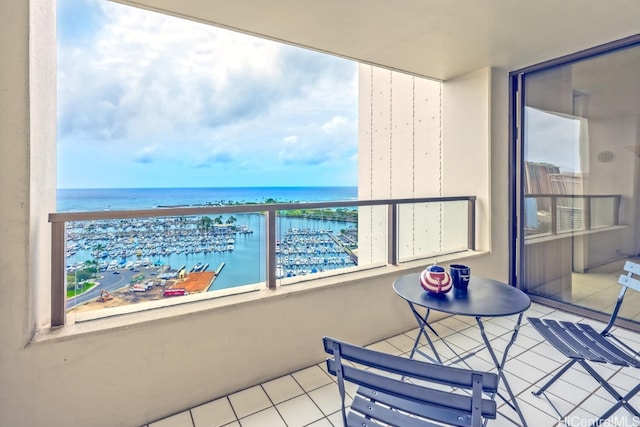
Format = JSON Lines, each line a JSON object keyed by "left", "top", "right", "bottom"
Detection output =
{"left": 6, "top": 1, "right": 640, "bottom": 426}
{"left": 143, "top": 302, "right": 640, "bottom": 427}
{"left": 49, "top": 197, "right": 477, "bottom": 325}
{"left": 41, "top": 197, "right": 640, "bottom": 427}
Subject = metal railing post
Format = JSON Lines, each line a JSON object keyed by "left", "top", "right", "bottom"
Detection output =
{"left": 614, "top": 195, "right": 621, "bottom": 226}
{"left": 551, "top": 196, "right": 558, "bottom": 235}
{"left": 51, "top": 220, "right": 66, "bottom": 327}
{"left": 388, "top": 203, "right": 398, "bottom": 265}
{"left": 584, "top": 195, "right": 592, "bottom": 231}
{"left": 265, "top": 209, "right": 277, "bottom": 289}
{"left": 468, "top": 198, "right": 476, "bottom": 251}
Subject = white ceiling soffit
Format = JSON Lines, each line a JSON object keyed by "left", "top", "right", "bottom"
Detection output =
{"left": 111, "top": 0, "right": 640, "bottom": 80}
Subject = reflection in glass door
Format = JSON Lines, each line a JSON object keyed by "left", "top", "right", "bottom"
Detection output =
{"left": 514, "top": 40, "right": 640, "bottom": 328}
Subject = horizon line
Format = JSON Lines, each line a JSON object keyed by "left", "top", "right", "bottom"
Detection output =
{"left": 57, "top": 185, "right": 358, "bottom": 191}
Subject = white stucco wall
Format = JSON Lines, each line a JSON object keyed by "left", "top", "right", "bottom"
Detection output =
{"left": 356, "top": 65, "right": 508, "bottom": 281}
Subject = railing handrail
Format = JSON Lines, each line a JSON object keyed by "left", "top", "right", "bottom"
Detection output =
{"left": 50, "top": 196, "right": 477, "bottom": 327}
{"left": 523, "top": 193, "right": 621, "bottom": 237}
{"left": 524, "top": 194, "right": 619, "bottom": 199}
{"left": 49, "top": 196, "right": 476, "bottom": 223}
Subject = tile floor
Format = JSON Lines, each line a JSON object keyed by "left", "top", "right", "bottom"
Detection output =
{"left": 571, "top": 257, "right": 640, "bottom": 322}
{"left": 144, "top": 302, "right": 640, "bottom": 427}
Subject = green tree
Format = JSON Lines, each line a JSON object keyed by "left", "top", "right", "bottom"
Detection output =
{"left": 198, "top": 216, "right": 213, "bottom": 234}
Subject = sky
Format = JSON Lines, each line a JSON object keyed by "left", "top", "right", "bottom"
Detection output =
{"left": 57, "top": 0, "right": 358, "bottom": 189}
{"left": 525, "top": 107, "right": 585, "bottom": 174}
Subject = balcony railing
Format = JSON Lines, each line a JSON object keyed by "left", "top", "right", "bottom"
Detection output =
{"left": 523, "top": 194, "right": 621, "bottom": 238}
{"left": 49, "top": 196, "right": 477, "bottom": 326}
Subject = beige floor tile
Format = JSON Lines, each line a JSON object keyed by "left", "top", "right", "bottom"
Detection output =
{"left": 365, "top": 339, "right": 403, "bottom": 355}
{"left": 149, "top": 411, "right": 193, "bottom": 427}
{"left": 608, "top": 367, "right": 638, "bottom": 391}
{"left": 385, "top": 332, "right": 417, "bottom": 353}
{"left": 191, "top": 397, "right": 236, "bottom": 427}
{"left": 228, "top": 386, "right": 271, "bottom": 419}
{"left": 446, "top": 336, "right": 484, "bottom": 354}
{"left": 498, "top": 370, "right": 535, "bottom": 397}
{"left": 435, "top": 316, "right": 472, "bottom": 334}
{"left": 292, "top": 365, "right": 333, "bottom": 392}
{"left": 519, "top": 388, "right": 571, "bottom": 419}
{"left": 308, "top": 383, "right": 343, "bottom": 415}
{"left": 276, "top": 394, "right": 324, "bottom": 427}
{"left": 262, "top": 375, "right": 304, "bottom": 404}
{"left": 306, "top": 418, "right": 333, "bottom": 427}
{"left": 503, "top": 358, "right": 549, "bottom": 385}
{"left": 581, "top": 391, "right": 620, "bottom": 419}
{"left": 513, "top": 346, "right": 564, "bottom": 372}
{"left": 326, "top": 410, "right": 344, "bottom": 427}
{"left": 238, "top": 407, "right": 286, "bottom": 427}
{"left": 545, "top": 378, "right": 596, "bottom": 408}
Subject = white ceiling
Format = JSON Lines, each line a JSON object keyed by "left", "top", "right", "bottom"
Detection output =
{"left": 112, "top": 0, "right": 640, "bottom": 80}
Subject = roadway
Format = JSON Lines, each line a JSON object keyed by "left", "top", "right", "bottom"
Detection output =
{"left": 66, "top": 267, "right": 160, "bottom": 309}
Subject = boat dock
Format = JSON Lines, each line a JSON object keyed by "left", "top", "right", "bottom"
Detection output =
{"left": 276, "top": 229, "right": 357, "bottom": 278}
{"left": 205, "top": 263, "right": 225, "bottom": 291}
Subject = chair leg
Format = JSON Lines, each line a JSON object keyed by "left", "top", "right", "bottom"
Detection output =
{"left": 532, "top": 359, "right": 578, "bottom": 396}
{"left": 594, "top": 378, "right": 640, "bottom": 423}
{"left": 575, "top": 361, "right": 640, "bottom": 425}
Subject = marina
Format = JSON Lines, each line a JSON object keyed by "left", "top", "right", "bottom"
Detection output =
{"left": 57, "top": 186, "right": 360, "bottom": 310}
{"left": 64, "top": 214, "right": 359, "bottom": 303}
{"left": 276, "top": 228, "right": 357, "bottom": 278}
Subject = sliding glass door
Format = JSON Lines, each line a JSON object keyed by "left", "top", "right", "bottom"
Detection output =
{"left": 513, "top": 37, "right": 640, "bottom": 328}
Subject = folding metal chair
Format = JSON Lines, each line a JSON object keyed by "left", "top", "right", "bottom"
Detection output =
{"left": 323, "top": 336, "right": 499, "bottom": 427}
{"left": 528, "top": 260, "right": 640, "bottom": 423}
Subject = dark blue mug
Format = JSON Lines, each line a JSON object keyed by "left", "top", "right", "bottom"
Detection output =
{"left": 450, "top": 264, "right": 470, "bottom": 290}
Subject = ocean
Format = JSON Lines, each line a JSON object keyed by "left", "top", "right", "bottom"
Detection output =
{"left": 59, "top": 186, "right": 358, "bottom": 292}
{"left": 57, "top": 186, "right": 358, "bottom": 212}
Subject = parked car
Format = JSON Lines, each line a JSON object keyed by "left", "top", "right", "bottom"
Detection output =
{"left": 129, "top": 283, "right": 152, "bottom": 292}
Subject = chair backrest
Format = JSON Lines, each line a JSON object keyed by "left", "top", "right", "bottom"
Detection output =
{"left": 323, "top": 336, "right": 498, "bottom": 427}
{"left": 604, "top": 261, "right": 640, "bottom": 335}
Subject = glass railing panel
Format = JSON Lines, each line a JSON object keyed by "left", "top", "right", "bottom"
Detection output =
{"left": 590, "top": 196, "right": 617, "bottom": 229}
{"left": 356, "top": 205, "right": 388, "bottom": 266}
{"left": 397, "top": 201, "right": 469, "bottom": 262}
{"left": 276, "top": 206, "right": 359, "bottom": 282}
{"left": 200, "top": 212, "right": 264, "bottom": 291}
{"left": 51, "top": 197, "right": 475, "bottom": 325}
{"left": 524, "top": 196, "right": 552, "bottom": 238}
{"left": 556, "top": 196, "right": 586, "bottom": 233}
{"left": 525, "top": 195, "right": 620, "bottom": 240}
{"left": 65, "top": 213, "right": 263, "bottom": 315}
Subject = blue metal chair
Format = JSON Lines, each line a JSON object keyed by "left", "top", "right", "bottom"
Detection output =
{"left": 528, "top": 260, "right": 640, "bottom": 423}
{"left": 323, "top": 336, "right": 499, "bottom": 427}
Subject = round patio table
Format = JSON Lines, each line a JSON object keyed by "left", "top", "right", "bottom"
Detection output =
{"left": 393, "top": 273, "right": 531, "bottom": 427}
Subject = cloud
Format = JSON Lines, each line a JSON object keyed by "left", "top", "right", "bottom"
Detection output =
{"left": 525, "top": 107, "right": 583, "bottom": 173}
{"left": 56, "top": 0, "right": 358, "bottom": 187}
{"left": 193, "top": 150, "right": 235, "bottom": 168}
{"left": 322, "top": 116, "right": 348, "bottom": 133}
{"left": 283, "top": 135, "right": 298, "bottom": 144}
{"left": 134, "top": 146, "right": 158, "bottom": 164}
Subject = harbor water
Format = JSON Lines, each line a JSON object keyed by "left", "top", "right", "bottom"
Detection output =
{"left": 59, "top": 187, "right": 358, "bottom": 290}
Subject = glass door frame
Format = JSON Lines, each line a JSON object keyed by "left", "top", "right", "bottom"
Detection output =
{"left": 509, "top": 34, "right": 640, "bottom": 330}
